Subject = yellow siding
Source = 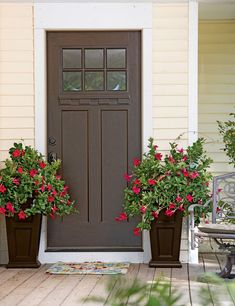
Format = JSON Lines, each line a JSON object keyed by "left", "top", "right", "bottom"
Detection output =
{"left": 152, "top": 4, "right": 189, "bottom": 261}
{"left": 152, "top": 4, "right": 189, "bottom": 152}
{"left": 0, "top": 4, "right": 34, "bottom": 163}
{"left": 199, "top": 21, "right": 235, "bottom": 175}
{"left": 0, "top": 4, "right": 34, "bottom": 264}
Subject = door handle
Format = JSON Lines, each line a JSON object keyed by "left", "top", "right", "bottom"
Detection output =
{"left": 48, "top": 151, "right": 57, "bottom": 163}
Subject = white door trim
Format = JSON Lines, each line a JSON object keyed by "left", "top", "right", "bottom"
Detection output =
{"left": 188, "top": 0, "right": 199, "bottom": 264}
{"left": 34, "top": 2, "right": 152, "bottom": 263}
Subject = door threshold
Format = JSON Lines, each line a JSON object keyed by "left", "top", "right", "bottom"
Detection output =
{"left": 46, "top": 247, "right": 144, "bottom": 252}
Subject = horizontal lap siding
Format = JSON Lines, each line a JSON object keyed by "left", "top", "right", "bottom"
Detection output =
{"left": 153, "top": 4, "right": 189, "bottom": 262}
{"left": 0, "top": 4, "right": 34, "bottom": 165}
{"left": 152, "top": 4, "right": 188, "bottom": 152}
{"left": 199, "top": 22, "right": 235, "bottom": 175}
{"left": 0, "top": 4, "right": 34, "bottom": 264}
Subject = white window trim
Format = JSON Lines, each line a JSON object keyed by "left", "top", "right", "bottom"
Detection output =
{"left": 188, "top": 0, "right": 199, "bottom": 264}
{"left": 34, "top": 2, "right": 152, "bottom": 263}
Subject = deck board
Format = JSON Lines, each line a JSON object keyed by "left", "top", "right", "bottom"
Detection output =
{"left": 17, "top": 273, "right": 66, "bottom": 306}
{"left": 0, "top": 266, "right": 49, "bottom": 306}
{"left": 216, "top": 253, "right": 235, "bottom": 305}
{"left": 171, "top": 263, "right": 191, "bottom": 306}
{"left": 61, "top": 275, "right": 101, "bottom": 306}
{"left": 188, "top": 256, "right": 207, "bottom": 306}
{"left": 0, "top": 257, "right": 233, "bottom": 306}
{"left": 202, "top": 253, "right": 234, "bottom": 306}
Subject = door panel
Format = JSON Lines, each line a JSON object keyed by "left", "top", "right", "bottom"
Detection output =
{"left": 47, "top": 31, "right": 141, "bottom": 251}
{"left": 62, "top": 111, "right": 89, "bottom": 223}
{"left": 101, "top": 110, "right": 128, "bottom": 222}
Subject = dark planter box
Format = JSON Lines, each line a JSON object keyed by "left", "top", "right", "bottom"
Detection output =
{"left": 6, "top": 214, "right": 42, "bottom": 268}
{"left": 149, "top": 210, "right": 183, "bottom": 268}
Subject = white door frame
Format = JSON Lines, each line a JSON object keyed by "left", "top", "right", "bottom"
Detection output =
{"left": 34, "top": 2, "right": 152, "bottom": 263}
{"left": 188, "top": 0, "right": 199, "bottom": 264}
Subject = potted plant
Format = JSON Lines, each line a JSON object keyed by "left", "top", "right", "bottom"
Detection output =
{"left": 0, "top": 143, "right": 77, "bottom": 268}
{"left": 116, "top": 138, "right": 212, "bottom": 267}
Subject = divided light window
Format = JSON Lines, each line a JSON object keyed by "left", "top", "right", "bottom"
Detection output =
{"left": 62, "top": 48, "right": 127, "bottom": 92}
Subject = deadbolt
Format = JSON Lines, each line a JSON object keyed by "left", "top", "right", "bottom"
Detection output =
{"left": 48, "top": 136, "right": 56, "bottom": 146}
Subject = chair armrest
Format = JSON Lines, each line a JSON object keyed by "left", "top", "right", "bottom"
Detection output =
{"left": 188, "top": 199, "right": 212, "bottom": 250}
{"left": 188, "top": 199, "right": 212, "bottom": 213}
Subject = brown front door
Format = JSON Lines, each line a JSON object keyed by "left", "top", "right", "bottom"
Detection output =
{"left": 47, "top": 31, "right": 141, "bottom": 251}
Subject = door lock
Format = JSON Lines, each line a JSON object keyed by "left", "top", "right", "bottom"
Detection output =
{"left": 48, "top": 151, "right": 57, "bottom": 163}
{"left": 48, "top": 136, "right": 56, "bottom": 146}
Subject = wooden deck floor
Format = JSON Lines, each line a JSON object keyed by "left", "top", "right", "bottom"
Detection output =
{"left": 0, "top": 253, "right": 234, "bottom": 306}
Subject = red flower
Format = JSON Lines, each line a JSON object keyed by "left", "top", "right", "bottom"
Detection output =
{"left": 133, "top": 179, "right": 141, "bottom": 186}
{"left": 148, "top": 178, "right": 156, "bottom": 186}
{"left": 140, "top": 206, "right": 147, "bottom": 214}
{"left": 18, "top": 210, "right": 26, "bottom": 220}
{"left": 30, "top": 169, "right": 38, "bottom": 177}
{"left": 0, "top": 207, "right": 6, "bottom": 215}
{"left": 182, "top": 155, "right": 188, "bottom": 162}
{"left": 132, "top": 186, "right": 140, "bottom": 195}
{"left": 217, "top": 188, "right": 222, "bottom": 193}
{"left": 56, "top": 175, "right": 61, "bottom": 180}
{"left": 115, "top": 212, "right": 128, "bottom": 222}
{"left": 181, "top": 168, "right": 189, "bottom": 177}
{"left": 47, "top": 184, "right": 52, "bottom": 191}
{"left": 52, "top": 189, "right": 57, "bottom": 197}
{"left": 186, "top": 194, "right": 193, "bottom": 203}
{"left": 153, "top": 145, "right": 158, "bottom": 150}
{"left": 177, "top": 148, "right": 184, "bottom": 154}
{"left": 169, "top": 202, "right": 176, "bottom": 209}
{"left": 133, "top": 227, "right": 141, "bottom": 236}
{"left": 124, "top": 173, "right": 132, "bottom": 182}
{"left": 176, "top": 196, "right": 182, "bottom": 202}
{"left": 155, "top": 153, "right": 162, "bottom": 161}
{"left": 52, "top": 205, "right": 58, "bottom": 214}
{"left": 165, "top": 209, "right": 175, "bottom": 217}
{"left": 0, "top": 184, "right": 6, "bottom": 193}
{"left": 152, "top": 211, "right": 158, "bottom": 219}
{"left": 189, "top": 171, "right": 199, "bottom": 179}
{"left": 12, "top": 149, "right": 21, "bottom": 157}
{"left": 21, "top": 150, "right": 25, "bottom": 156}
{"left": 34, "top": 180, "right": 39, "bottom": 186}
{"left": 6, "top": 202, "right": 15, "bottom": 213}
{"left": 168, "top": 156, "right": 175, "bottom": 164}
{"left": 40, "top": 185, "right": 45, "bottom": 192}
{"left": 17, "top": 167, "right": 23, "bottom": 174}
{"left": 133, "top": 158, "right": 141, "bottom": 167}
{"left": 39, "top": 161, "right": 46, "bottom": 169}
{"left": 49, "top": 213, "right": 55, "bottom": 219}
{"left": 12, "top": 178, "right": 20, "bottom": 185}
{"left": 64, "top": 186, "right": 69, "bottom": 192}
{"left": 67, "top": 200, "right": 71, "bottom": 205}
{"left": 178, "top": 204, "right": 184, "bottom": 212}
{"left": 60, "top": 191, "right": 66, "bottom": 197}
{"left": 47, "top": 196, "right": 55, "bottom": 202}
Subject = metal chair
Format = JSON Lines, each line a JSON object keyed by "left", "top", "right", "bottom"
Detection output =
{"left": 189, "top": 173, "right": 235, "bottom": 278}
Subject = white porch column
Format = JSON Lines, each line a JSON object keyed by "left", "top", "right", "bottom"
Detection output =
{"left": 188, "top": 0, "right": 199, "bottom": 264}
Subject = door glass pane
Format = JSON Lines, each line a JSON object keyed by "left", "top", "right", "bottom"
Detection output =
{"left": 63, "top": 49, "right": 81, "bottom": 68}
{"left": 63, "top": 72, "right": 82, "bottom": 91}
{"left": 85, "top": 49, "right": 104, "bottom": 68}
{"left": 107, "top": 71, "right": 126, "bottom": 91}
{"left": 107, "top": 49, "right": 126, "bottom": 68}
{"left": 85, "top": 71, "right": 104, "bottom": 91}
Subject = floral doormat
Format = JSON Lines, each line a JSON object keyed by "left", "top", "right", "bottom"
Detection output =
{"left": 46, "top": 261, "right": 130, "bottom": 275}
